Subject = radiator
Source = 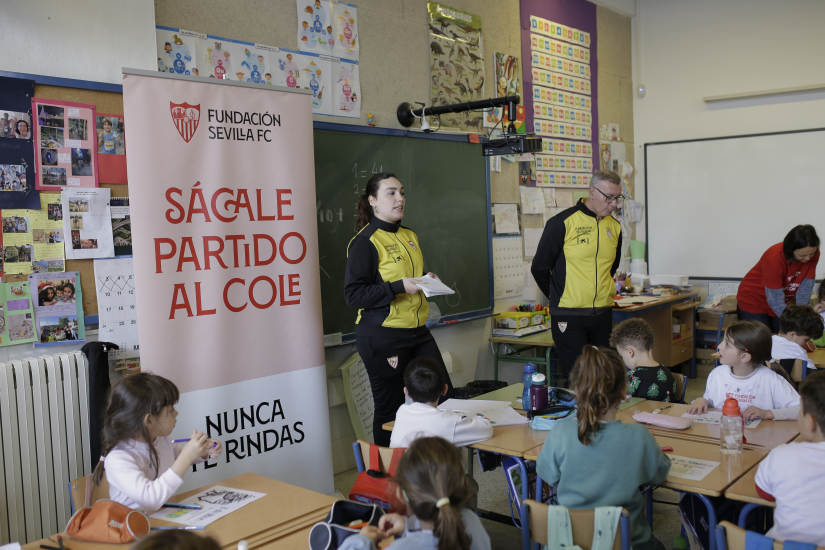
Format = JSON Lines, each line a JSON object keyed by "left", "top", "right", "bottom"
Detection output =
{"left": 0, "top": 351, "right": 92, "bottom": 544}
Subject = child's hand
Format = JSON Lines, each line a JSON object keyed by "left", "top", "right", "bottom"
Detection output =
{"left": 359, "top": 525, "right": 385, "bottom": 544}
{"left": 206, "top": 439, "right": 223, "bottom": 460}
{"left": 181, "top": 429, "right": 210, "bottom": 464}
{"left": 378, "top": 513, "right": 406, "bottom": 537}
{"left": 743, "top": 406, "right": 773, "bottom": 421}
{"left": 688, "top": 398, "right": 708, "bottom": 414}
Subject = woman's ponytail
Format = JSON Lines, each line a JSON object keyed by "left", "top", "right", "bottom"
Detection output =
{"left": 353, "top": 172, "right": 398, "bottom": 232}
{"left": 434, "top": 501, "right": 470, "bottom": 550}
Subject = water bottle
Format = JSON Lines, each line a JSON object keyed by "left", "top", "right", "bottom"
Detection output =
{"left": 530, "top": 373, "right": 548, "bottom": 411}
{"left": 522, "top": 363, "right": 536, "bottom": 409}
{"left": 720, "top": 397, "right": 744, "bottom": 455}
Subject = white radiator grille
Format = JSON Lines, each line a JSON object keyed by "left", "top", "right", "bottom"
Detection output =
{"left": 0, "top": 352, "right": 92, "bottom": 544}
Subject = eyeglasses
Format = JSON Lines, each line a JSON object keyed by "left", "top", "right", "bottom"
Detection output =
{"left": 593, "top": 186, "right": 625, "bottom": 204}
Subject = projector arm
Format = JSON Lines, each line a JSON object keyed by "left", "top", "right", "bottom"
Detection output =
{"left": 397, "top": 95, "right": 521, "bottom": 132}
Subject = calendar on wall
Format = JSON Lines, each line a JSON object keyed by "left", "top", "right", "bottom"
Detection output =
{"left": 493, "top": 237, "right": 525, "bottom": 299}
{"left": 94, "top": 257, "right": 139, "bottom": 358}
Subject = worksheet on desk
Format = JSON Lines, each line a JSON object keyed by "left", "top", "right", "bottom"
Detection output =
{"left": 681, "top": 411, "right": 761, "bottom": 428}
{"left": 151, "top": 486, "right": 266, "bottom": 526}
{"left": 668, "top": 456, "right": 719, "bottom": 481}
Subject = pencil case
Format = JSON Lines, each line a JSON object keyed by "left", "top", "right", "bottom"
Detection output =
{"left": 309, "top": 500, "right": 385, "bottom": 550}
{"left": 632, "top": 411, "right": 694, "bottom": 430}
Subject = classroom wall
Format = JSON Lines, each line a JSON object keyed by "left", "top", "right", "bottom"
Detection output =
{"left": 632, "top": 0, "right": 825, "bottom": 243}
{"left": 2, "top": 0, "right": 156, "bottom": 83}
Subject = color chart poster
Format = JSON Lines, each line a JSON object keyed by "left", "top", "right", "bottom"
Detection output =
{"left": 123, "top": 72, "right": 332, "bottom": 494}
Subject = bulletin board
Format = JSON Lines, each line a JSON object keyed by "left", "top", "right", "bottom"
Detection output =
{"left": 1, "top": 81, "right": 129, "bottom": 321}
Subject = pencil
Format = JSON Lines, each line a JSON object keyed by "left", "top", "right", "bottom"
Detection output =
{"left": 172, "top": 439, "right": 217, "bottom": 448}
{"left": 163, "top": 502, "right": 202, "bottom": 510}
{"left": 151, "top": 526, "right": 205, "bottom": 530}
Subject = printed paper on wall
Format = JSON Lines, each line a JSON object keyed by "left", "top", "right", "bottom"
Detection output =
{"left": 33, "top": 99, "right": 98, "bottom": 190}
{"left": 156, "top": 27, "right": 204, "bottom": 75}
{"left": 61, "top": 187, "right": 115, "bottom": 259}
{"left": 332, "top": 2, "right": 359, "bottom": 61}
{"left": 485, "top": 53, "right": 524, "bottom": 131}
{"left": 29, "top": 271, "right": 85, "bottom": 348}
{"left": 333, "top": 60, "right": 361, "bottom": 118}
{"left": 0, "top": 76, "right": 41, "bottom": 210}
{"left": 0, "top": 282, "right": 37, "bottom": 346}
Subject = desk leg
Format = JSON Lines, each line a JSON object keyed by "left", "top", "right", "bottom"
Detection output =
{"left": 493, "top": 343, "right": 501, "bottom": 381}
{"left": 514, "top": 457, "right": 530, "bottom": 510}
{"left": 737, "top": 503, "right": 760, "bottom": 529}
{"left": 694, "top": 493, "right": 718, "bottom": 550}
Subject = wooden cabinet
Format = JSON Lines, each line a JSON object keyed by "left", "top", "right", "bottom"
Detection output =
{"left": 626, "top": 297, "right": 696, "bottom": 368}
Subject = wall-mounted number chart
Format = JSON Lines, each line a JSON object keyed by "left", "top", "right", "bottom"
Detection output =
{"left": 94, "top": 257, "right": 139, "bottom": 358}
{"left": 493, "top": 236, "right": 525, "bottom": 300}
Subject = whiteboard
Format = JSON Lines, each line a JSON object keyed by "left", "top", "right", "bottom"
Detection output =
{"left": 645, "top": 129, "right": 825, "bottom": 279}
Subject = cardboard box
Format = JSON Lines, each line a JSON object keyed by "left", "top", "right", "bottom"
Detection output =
{"left": 492, "top": 323, "right": 549, "bottom": 338}
{"left": 697, "top": 311, "right": 737, "bottom": 329}
{"left": 530, "top": 313, "right": 545, "bottom": 326}
{"left": 495, "top": 312, "right": 532, "bottom": 329}
{"left": 720, "top": 296, "right": 738, "bottom": 311}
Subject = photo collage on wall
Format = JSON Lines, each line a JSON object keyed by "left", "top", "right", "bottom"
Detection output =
{"left": 0, "top": 76, "right": 40, "bottom": 212}
{"left": 33, "top": 99, "right": 99, "bottom": 190}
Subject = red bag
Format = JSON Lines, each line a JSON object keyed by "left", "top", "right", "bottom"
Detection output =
{"left": 348, "top": 445, "right": 407, "bottom": 514}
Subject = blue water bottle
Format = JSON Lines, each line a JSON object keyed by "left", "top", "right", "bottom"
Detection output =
{"left": 522, "top": 363, "right": 536, "bottom": 410}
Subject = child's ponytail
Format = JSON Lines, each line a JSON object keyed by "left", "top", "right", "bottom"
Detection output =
{"left": 394, "top": 437, "right": 473, "bottom": 550}
{"left": 354, "top": 172, "right": 397, "bottom": 232}
{"left": 570, "top": 346, "right": 627, "bottom": 445}
{"left": 433, "top": 500, "right": 470, "bottom": 550}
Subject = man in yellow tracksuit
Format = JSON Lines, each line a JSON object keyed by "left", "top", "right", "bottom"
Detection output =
{"left": 531, "top": 171, "right": 624, "bottom": 380}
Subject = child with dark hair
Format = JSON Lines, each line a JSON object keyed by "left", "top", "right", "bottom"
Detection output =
{"left": 131, "top": 530, "right": 221, "bottom": 550}
{"left": 345, "top": 437, "right": 491, "bottom": 550}
{"left": 755, "top": 371, "right": 825, "bottom": 546}
{"left": 772, "top": 304, "right": 824, "bottom": 376}
{"left": 389, "top": 357, "right": 492, "bottom": 449}
{"left": 610, "top": 317, "right": 676, "bottom": 401}
{"left": 536, "top": 347, "right": 670, "bottom": 550}
{"left": 94, "top": 373, "right": 224, "bottom": 513}
{"left": 689, "top": 321, "right": 800, "bottom": 421}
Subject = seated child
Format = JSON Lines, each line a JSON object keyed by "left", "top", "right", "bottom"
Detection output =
{"left": 345, "top": 436, "right": 491, "bottom": 550}
{"left": 755, "top": 371, "right": 825, "bottom": 546}
{"left": 610, "top": 317, "right": 677, "bottom": 401}
{"left": 390, "top": 357, "right": 492, "bottom": 449}
{"left": 536, "top": 347, "right": 671, "bottom": 550}
{"left": 771, "top": 304, "right": 824, "bottom": 377}
{"left": 689, "top": 321, "right": 800, "bottom": 421}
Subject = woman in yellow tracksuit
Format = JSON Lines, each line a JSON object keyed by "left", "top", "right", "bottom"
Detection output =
{"left": 344, "top": 172, "right": 453, "bottom": 446}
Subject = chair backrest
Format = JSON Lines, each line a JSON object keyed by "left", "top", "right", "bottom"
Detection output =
{"left": 672, "top": 373, "right": 687, "bottom": 403}
{"left": 353, "top": 439, "right": 399, "bottom": 474}
{"left": 790, "top": 359, "right": 805, "bottom": 383}
{"left": 69, "top": 472, "right": 109, "bottom": 514}
{"left": 521, "top": 499, "right": 630, "bottom": 550}
{"left": 715, "top": 521, "right": 825, "bottom": 550}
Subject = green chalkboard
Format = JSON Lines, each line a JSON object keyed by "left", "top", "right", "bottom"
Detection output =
{"left": 314, "top": 126, "right": 492, "bottom": 339}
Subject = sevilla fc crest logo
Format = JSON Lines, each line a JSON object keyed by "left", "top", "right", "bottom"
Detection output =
{"left": 170, "top": 102, "right": 201, "bottom": 143}
{"left": 558, "top": 322, "right": 567, "bottom": 333}
{"left": 408, "top": 241, "right": 417, "bottom": 251}
{"left": 387, "top": 356, "right": 399, "bottom": 369}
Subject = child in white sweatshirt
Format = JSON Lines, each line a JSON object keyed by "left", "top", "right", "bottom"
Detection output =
{"left": 689, "top": 321, "right": 800, "bottom": 421}
{"left": 92, "top": 373, "right": 223, "bottom": 513}
{"left": 390, "top": 357, "right": 493, "bottom": 449}
{"left": 771, "top": 304, "right": 824, "bottom": 377}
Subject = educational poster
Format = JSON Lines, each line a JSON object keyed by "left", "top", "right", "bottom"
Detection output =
{"left": 151, "top": 486, "right": 266, "bottom": 527}
{"left": 484, "top": 53, "right": 524, "bottom": 131}
{"left": 122, "top": 71, "right": 332, "bottom": 494}
{"left": 33, "top": 99, "right": 99, "bottom": 190}
{"left": 29, "top": 271, "right": 85, "bottom": 348}
{"left": 61, "top": 187, "right": 115, "bottom": 259}
{"left": 428, "top": 2, "right": 484, "bottom": 131}
{"left": 299, "top": 54, "right": 332, "bottom": 115}
{"left": 110, "top": 197, "right": 132, "bottom": 256}
{"left": 156, "top": 27, "right": 203, "bottom": 75}
{"left": 332, "top": 59, "right": 360, "bottom": 118}
{"left": 523, "top": 4, "right": 597, "bottom": 189}
{"left": 207, "top": 37, "right": 234, "bottom": 80}
{"left": 332, "top": 2, "right": 359, "bottom": 61}
{"left": 96, "top": 113, "right": 127, "bottom": 184}
{"left": 274, "top": 49, "right": 302, "bottom": 88}
{"left": 95, "top": 257, "right": 139, "bottom": 358}
{"left": 226, "top": 42, "right": 270, "bottom": 84}
{"left": 0, "top": 76, "right": 41, "bottom": 210}
{"left": 2, "top": 209, "right": 34, "bottom": 274}
{"left": 297, "top": 0, "right": 331, "bottom": 53}
{"left": 0, "top": 282, "right": 37, "bottom": 346}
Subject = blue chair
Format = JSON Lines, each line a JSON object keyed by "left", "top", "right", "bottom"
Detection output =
{"left": 715, "top": 520, "right": 825, "bottom": 550}
{"left": 519, "top": 500, "right": 631, "bottom": 550}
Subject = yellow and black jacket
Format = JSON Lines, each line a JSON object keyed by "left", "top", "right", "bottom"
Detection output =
{"left": 345, "top": 217, "right": 429, "bottom": 337}
{"left": 531, "top": 199, "right": 622, "bottom": 315}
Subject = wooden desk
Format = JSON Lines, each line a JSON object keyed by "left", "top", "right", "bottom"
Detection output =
{"left": 808, "top": 348, "right": 825, "bottom": 368}
{"left": 523, "top": 444, "right": 542, "bottom": 462}
{"left": 653, "top": 435, "right": 767, "bottom": 497}
{"left": 28, "top": 473, "right": 336, "bottom": 550}
{"left": 724, "top": 466, "right": 774, "bottom": 507}
{"left": 489, "top": 330, "right": 555, "bottom": 382}
{"left": 618, "top": 401, "right": 799, "bottom": 450}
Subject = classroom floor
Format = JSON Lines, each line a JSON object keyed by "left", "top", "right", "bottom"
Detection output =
{"left": 333, "top": 372, "right": 708, "bottom": 550}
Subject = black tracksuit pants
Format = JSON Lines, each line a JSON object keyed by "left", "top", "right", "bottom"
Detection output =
{"left": 356, "top": 329, "right": 454, "bottom": 447}
{"left": 551, "top": 310, "right": 613, "bottom": 382}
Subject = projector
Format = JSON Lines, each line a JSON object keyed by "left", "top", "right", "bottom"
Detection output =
{"left": 478, "top": 133, "right": 543, "bottom": 157}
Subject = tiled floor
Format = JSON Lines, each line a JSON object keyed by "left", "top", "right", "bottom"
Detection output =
{"left": 333, "top": 373, "right": 709, "bottom": 550}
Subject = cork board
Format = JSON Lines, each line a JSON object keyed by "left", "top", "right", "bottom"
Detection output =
{"left": 2, "top": 85, "right": 131, "bottom": 319}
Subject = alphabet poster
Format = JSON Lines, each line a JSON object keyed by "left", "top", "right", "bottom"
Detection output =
{"left": 428, "top": 2, "right": 484, "bottom": 131}
{"left": 122, "top": 71, "right": 332, "bottom": 493}
{"left": 33, "top": 99, "right": 99, "bottom": 190}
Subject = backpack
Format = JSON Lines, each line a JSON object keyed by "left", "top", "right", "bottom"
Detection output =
{"left": 348, "top": 444, "right": 407, "bottom": 514}
{"left": 308, "top": 500, "right": 386, "bottom": 550}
